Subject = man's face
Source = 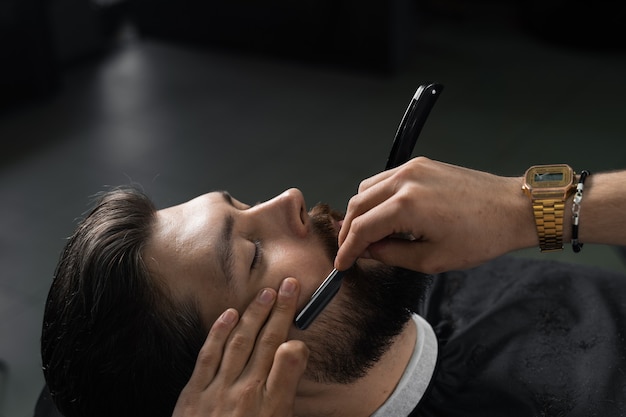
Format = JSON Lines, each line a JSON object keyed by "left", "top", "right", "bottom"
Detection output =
{"left": 145, "top": 188, "right": 427, "bottom": 383}
{"left": 145, "top": 188, "right": 340, "bottom": 328}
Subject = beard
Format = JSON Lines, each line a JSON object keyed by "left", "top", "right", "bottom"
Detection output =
{"left": 302, "top": 204, "right": 432, "bottom": 384}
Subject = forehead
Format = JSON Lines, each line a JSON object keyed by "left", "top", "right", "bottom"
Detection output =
{"left": 145, "top": 191, "right": 231, "bottom": 300}
{"left": 153, "top": 194, "right": 220, "bottom": 250}
{"left": 155, "top": 191, "right": 240, "bottom": 240}
{"left": 159, "top": 191, "right": 230, "bottom": 217}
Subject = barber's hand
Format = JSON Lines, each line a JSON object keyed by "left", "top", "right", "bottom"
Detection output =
{"left": 335, "top": 157, "right": 537, "bottom": 274}
{"left": 172, "top": 278, "right": 308, "bottom": 417}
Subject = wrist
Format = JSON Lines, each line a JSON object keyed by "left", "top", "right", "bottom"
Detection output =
{"left": 521, "top": 164, "right": 577, "bottom": 252}
{"left": 511, "top": 176, "right": 541, "bottom": 250}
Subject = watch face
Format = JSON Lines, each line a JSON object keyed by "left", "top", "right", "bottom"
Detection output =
{"left": 534, "top": 172, "right": 564, "bottom": 182}
{"left": 525, "top": 164, "right": 574, "bottom": 188}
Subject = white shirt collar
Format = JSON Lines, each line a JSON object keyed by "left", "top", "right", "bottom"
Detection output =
{"left": 370, "top": 314, "right": 438, "bottom": 417}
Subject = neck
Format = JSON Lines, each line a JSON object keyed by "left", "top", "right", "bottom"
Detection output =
{"left": 294, "top": 319, "right": 417, "bottom": 417}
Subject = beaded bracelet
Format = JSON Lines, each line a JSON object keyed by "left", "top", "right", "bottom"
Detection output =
{"left": 571, "top": 170, "right": 590, "bottom": 253}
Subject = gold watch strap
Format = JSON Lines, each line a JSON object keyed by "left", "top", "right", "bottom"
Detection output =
{"left": 532, "top": 199, "right": 566, "bottom": 251}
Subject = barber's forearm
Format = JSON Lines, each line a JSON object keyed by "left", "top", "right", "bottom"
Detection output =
{"left": 336, "top": 159, "right": 623, "bottom": 274}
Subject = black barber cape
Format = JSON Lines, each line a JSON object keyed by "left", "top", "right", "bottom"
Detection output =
{"left": 411, "top": 255, "right": 626, "bottom": 417}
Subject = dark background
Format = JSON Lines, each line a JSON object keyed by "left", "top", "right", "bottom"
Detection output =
{"left": 1, "top": 1, "right": 625, "bottom": 415}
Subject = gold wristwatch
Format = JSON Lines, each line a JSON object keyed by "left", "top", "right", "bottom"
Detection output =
{"left": 522, "top": 164, "right": 576, "bottom": 252}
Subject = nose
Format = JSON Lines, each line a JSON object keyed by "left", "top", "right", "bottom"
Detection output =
{"left": 254, "top": 188, "right": 309, "bottom": 237}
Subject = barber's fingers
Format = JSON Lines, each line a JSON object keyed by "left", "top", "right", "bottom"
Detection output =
{"left": 218, "top": 288, "right": 277, "bottom": 383}
{"left": 355, "top": 165, "right": 398, "bottom": 194}
{"left": 245, "top": 278, "right": 301, "bottom": 379}
{"left": 339, "top": 184, "right": 388, "bottom": 245}
{"left": 336, "top": 185, "right": 418, "bottom": 271}
{"left": 337, "top": 173, "right": 399, "bottom": 257}
{"left": 337, "top": 161, "right": 417, "bottom": 253}
{"left": 184, "top": 308, "right": 240, "bottom": 392}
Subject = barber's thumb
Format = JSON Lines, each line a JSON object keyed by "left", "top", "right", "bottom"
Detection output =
{"left": 334, "top": 247, "right": 372, "bottom": 271}
{"left": 367, "top": 240, "right": 415, "bottom": 268}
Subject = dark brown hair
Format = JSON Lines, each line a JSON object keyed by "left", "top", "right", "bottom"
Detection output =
{"left": 41, "top": 186, "right": 206, "bottom": 417}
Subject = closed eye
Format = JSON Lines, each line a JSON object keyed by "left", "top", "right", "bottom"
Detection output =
{"left": 251, "top": 239, "right": 263, "bottom": 270}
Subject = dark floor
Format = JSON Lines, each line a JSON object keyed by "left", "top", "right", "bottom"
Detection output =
{"left": 1, "top": 11, "right": 625, "bottom": 417}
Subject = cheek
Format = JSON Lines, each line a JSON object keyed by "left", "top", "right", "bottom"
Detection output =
{"left": 267, "top": 242, "right": 334, "bottom": 308}
{"left": 197, "top": 285, "right": 239, "bottom": 329}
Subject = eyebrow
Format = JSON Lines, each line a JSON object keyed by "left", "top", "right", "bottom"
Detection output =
{"left": 217, "top": 191, "right": 236, "bottom": 287}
